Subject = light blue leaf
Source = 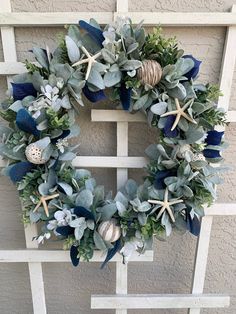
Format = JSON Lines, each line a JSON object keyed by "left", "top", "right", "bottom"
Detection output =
{"left": 65, "top": 36, "right": 80, "bottom": 63}
{"left": 161, "top": 212, "right": 172, "bottom": 236}
{"left": 133, "top": 93, "right": 149, "bottom": 110}
{"left": 138, "top": 212, "right": 147, "bottom": 225}
{"left": 151, "top": 102, "right": 167, "bottom": 115}
{"left": 99, "top": 203, "right": 117, "bottom": 220}
{"left": 85, "top": 178, "right": 96, "bottom": 191}
{"left": 87, "top": 69, "right": 105, "bottom": 89}
{"left": 114, "top": 191, "right": 128, "bottom": 207}
{"left": 104, "top": 71, "right": 122, "bottom": 87}
{"left": 76, "top": 189, "right": 93, "bottom": 208}
{"left": 116, "top": 201, "right": 127, "bottom": 217}
{"left": 9, "top": 100, "right": 23, "bottom": 112}
{"left": 125, "top": 179, "right": 138, "bottom": 199}
{"left": 87, "top": 219, "right": 95, "bottom": 230}
{"left": 58, "top": 182, "right": 73, "bottom": 196}
{"left": 74, "top": 226, "right": 86, "bottom": 240}
{"left": 138, "top": 201, "right": 151, "bottom": 212}
{"left": 69, "top": 217, "right": 86, "bottom": 228}
{"left": 59, "top": 152, "right": 76, "bottom": 161}
{"left": 93, "top": 230, "right": 107, "bottom": 250}
{"left": 75, "top": 169, "right": 91, "bottom": 179}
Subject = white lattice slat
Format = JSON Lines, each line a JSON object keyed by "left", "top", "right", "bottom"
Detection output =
{"left": 0, "top": 1, "right": 47, "bottom": 314}
{"left": 0, "top": 250, "right": 153, "bottom": 263}
{"left": 0, "top": 12, "right": 236, "bottom": 27}
{"left": 189, "top": 6, "right": 236, "bottom": 314}
{"left": 91, "top": 294, "right": 230, "bottom": 309}
{"left": 0, "top": 156, "right": 147, "bottom": 168}
{"left": 115, "top": 5, "right": 129, "bottom": 313}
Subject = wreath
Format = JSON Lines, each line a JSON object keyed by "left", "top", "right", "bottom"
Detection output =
{"left": 0, "top": 17, "right": 228, "bottom": 267}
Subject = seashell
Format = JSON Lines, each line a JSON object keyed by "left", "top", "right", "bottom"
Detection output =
{"left": 192, "top": 153, "right": 206, "bottom": 162}
{"left": 25, "top": 143, "right": 47, "bottom": 164}
{"left": 98, "top": 219, "right": 121, "bottom": 243}
{"left": 137, "top": 60, "right": 162, "bottom": 87}
{"left": 177, "top": 144, "right": 192, "bottom": 158}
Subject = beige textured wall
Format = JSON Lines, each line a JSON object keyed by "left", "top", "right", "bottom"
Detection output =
{"left": 0, "top": 1, "right": 236, "bottom": 313}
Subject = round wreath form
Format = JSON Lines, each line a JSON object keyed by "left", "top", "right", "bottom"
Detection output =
{"left": 0, "top": 17, "right": 228, "bottom": 267}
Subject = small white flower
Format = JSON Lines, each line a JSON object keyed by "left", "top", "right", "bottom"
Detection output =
{"left": 47, "top": 220, "right": 57, "bottom": 230}
{"left": 56, "top": 138, "right": 69, "bottom": 153}
{"left": 37, "top": 232, "right": 51, "bottom": 244}
{"left": 103, "top": 27, "right": 116, "bottom": 45}
{"left": 56, "top": 78, "right": 64, "bottom": 89}
{"left": 41, "top": 85, "right": 59, "bottom": 101}
{"left": 120, "top": 238, "right": 143, "bottom": 263}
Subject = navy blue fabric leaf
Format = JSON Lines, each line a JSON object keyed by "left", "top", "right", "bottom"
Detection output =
{"left": 11, "top": 82, "right": 37, "bottom": 101}
{"left": 83, "top": 85, "right": 106, "bottom": 103}
{"left": 154, "top": 170, "right": 177, "bottom": 190}
{"left": 56, "top": 225, "right": 74, "bottom": 236}
{"left": 16, "top": 108, "right": 40, "bottom": 137}
{"left": 186, "top": 212, "right": 201, "bottom": 236}
{"left": 70, "top": 245, "right": 80, "bottom": 267}
{"left": 120, "top": 83, "right": 131, "bottom": 111}
{"left": 100, "top": 239, "right": 121, "bottom": 269}
{"left": 205, "top": 130, "right": 224, "bottom": 146}
{"left": 9, "top": 161, "right": 35, "bottom": 183}
{"left": 203, "top": 149, "right": 221, "bottom": 159}
{"left": 182, "top": 55, "right": 202, "bottom": 80}
{"left": 51, "top": 130, "right": 70, "bottom": 144}
{"left": 79, "top": 20, "right": 104, "bottom": 47}
{"left": 163, "top": 116, "right": 178, "bottom": 138}
{"left": 73, "top": 206, "right": 95, "bottom": 220}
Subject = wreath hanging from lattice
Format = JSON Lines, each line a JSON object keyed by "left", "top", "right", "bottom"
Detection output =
{"left": 0, "top": 17, "right": 228, "bottom": 267}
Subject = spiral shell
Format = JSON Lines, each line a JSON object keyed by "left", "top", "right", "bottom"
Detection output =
{"left": 137, "top": 60, "right": 162, "bottom": 87}
{"left": 98, "top": 219, "right": 121, "bottom": 243}
{"left": 25, "top": 143, "right": 47, "bottom": 164}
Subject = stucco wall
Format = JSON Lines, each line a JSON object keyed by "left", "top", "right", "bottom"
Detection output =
{"left": 0, "top": 1, "right": 236, "bottom": 313}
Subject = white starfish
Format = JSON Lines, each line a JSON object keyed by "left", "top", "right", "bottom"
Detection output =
{"left": 148, "top": 188, "right": 183, "bottom": 222}
{"left": 72, "top": 46, "right": 101, "bottom": 80}
{"left": 161, "top": 98, "right": 197, "bottom": 131}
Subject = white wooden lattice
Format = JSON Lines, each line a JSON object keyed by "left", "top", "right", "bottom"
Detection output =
{"left": 0, "top": 0, "right": 236, "bottom": 313}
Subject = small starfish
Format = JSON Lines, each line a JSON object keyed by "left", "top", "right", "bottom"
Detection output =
{"left": 72, "top": 46, "right": 101, "bottom": 80}
{"left": 161, "top": 98, "right": 197, "bottom": 131}
{"left": 33, "top": 194, "right": 59, "bottom": 217}
{"left": 148, "top": 188, "right": 183, "bottom": 222}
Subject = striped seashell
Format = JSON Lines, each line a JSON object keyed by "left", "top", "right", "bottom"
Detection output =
{"left": 25, "top": 143, "right": 47, "bottom": 164}
{"left": 98, "top": 219, "right": 121, "bottom": 243}
{"left": 137, "top": 60, "right": 162, "bottom": 87}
